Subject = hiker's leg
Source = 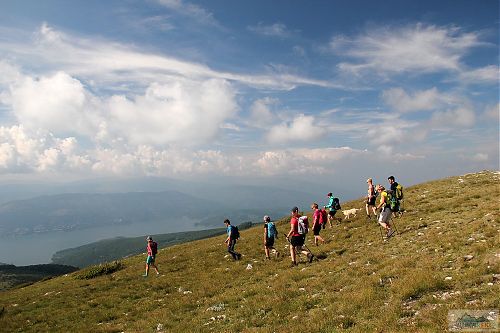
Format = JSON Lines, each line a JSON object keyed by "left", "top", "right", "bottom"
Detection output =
{"left": 318, "top": 235, "right": 325, "bottom": 244}
{"left": 152, "top": 264, "right": 159, "bottom": 274}
{"left": 371, "top": 205, "right": 377, "bottom": 216}
{"left": 145, "top": 263, "right": 149, "bottom": 276}
{"left": 289, "top": 244, "right": 296, "bottom": 264}
{"left": 265, "top": 246, "right": 270, "bottom": 259}
{"left": 365, "top": 202, "right": 370, "bottom": 216}
{"left": 314, "top": 236, "right": 318, "bottom": 246}
{"left": 227, "top": 240, "right": 238, "bottom": 259}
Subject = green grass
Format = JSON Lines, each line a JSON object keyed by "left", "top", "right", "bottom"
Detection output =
{"left": 0, "top": 170, "right": 499, "bottom": 332}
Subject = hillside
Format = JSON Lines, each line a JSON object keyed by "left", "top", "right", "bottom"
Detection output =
{"left": 0, "top": 171, "right": 498, "bottom": 332}
{"left": 51, "top": 222, "right": 254, "bottom": 268}
{"left": 0, "top": 264, "right": 78, "bottom": 291}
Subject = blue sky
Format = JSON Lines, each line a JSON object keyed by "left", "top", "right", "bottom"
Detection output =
{"left": 0, "top": 0, "right": 498, "bottom": 190}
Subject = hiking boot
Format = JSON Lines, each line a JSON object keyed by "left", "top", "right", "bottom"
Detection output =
{"left": 307, "top": 253, "right": 314, "bottom": 263}
{"left": 237, "top": 253, "right": 242, "bottom": 260}
{"left": 142, "top": 274, "right": 148, "bottom": 277}
{"left": 386, "top": 229, "right": 395, "bottom": 238}
{"left": 290, "top": 262, "right": 298, "bottom": 267}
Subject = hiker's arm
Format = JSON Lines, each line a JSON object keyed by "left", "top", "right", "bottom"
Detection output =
{"left": 286, "top": 224, "right": 293, "bottom": 238}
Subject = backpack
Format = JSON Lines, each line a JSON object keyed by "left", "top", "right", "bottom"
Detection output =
{"left": 297, "top": 216, "right": 309, "bottom": 235}
{"left": 231, "top": 225, "right": 240, "bottom": 239}
{"left": 332, "top": 197, "right": 341, "bottom": 210}
{"left": 319, "top": 209, "right": 328, "bottom": 225}
{"left": 395, "top": 184, "right": 404, "bottom": 200}
{"left": 150, "top": 241, "right": 158, "bottom": 256}
{"left": 385, "top": 190, "right": 399, "bottom": 212}
{"left": 267, "top": 222, "right": 278, "bottom": 239}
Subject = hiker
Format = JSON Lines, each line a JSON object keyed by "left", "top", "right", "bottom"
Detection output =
{"left": 375, "top": 185, "right": 395, "bottom": 238}
{"left": 286, "top": 206, "right": 314, "bottom": 266}
{"left": 365, "top": 178, "right": 377, "bottom": 220}
{"left": 388, "top": 176, "right": 404, "bottom": 217}
{"left": 325, "top": 192, "right": 342, "bottom": 227}
{"left": 144, "top": 236, "right": 159, "bottom": 277}
{"left": 311, "top": 203, "right": 326, "bottom": 246}
{"left": 263, "top": 215, "right": 279, "bottom": 259}
{"left": 224, "top": 219, "right": 242, "bottom": 260}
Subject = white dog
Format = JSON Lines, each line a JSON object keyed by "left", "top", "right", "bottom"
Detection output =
{"left": 343, "top": 208, "right": 360, "bottom": 220}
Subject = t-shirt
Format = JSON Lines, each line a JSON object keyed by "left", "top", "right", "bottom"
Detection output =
{"left": 226, "top": 226, "right": 233, "bottom": 238}
{"left": 380, "top": 191, "right": 388, "bottom": 207}
{"left": 290, "top": 217, "right": 300, "bottom": 237}
{"left": 313, "top": 209, "right": 321, "bottom": 225}
{"left": 147, "top": 242, "right": 156, "bottom": 256}
{"left": 264, "top": 223, "right": 269, "bottom": 239}
{"left": 390, "top": 181, "right": 399, "bottom": 193}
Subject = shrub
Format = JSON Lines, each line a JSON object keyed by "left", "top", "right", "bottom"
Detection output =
{"left": 75, "top": 261, "right": 124, "bottom": 280}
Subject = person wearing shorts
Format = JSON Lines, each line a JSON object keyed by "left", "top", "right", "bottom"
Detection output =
{"left": 263, "top": 215, "right": 279, "bottom": 259}
{"left": 365, "top": 178, "right": 377, "bottom": 219}
{"left": 325, "top": 193, "right": 342, "bottom": 226}
{"left": 286, "top": 206, "right": 313, "bottom": 266}
{"left": 311, "top": 203, "right": 325, "bottom": 246}
{"left": 144, "top": 236, "right": 159, "bottom": 277}
{"left": 376, "top": 185, "right": 395, "bottom": 238}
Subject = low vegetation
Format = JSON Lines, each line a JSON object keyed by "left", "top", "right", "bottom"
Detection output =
{"left": 0, "top": 171, "right": 498, "bottom": 332}
{"left": 75, "top": 261, "right": 124, "bottom": 280}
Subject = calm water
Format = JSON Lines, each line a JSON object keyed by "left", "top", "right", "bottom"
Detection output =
{"left": 0, "top": 217, "right": 203, "bottom": 266}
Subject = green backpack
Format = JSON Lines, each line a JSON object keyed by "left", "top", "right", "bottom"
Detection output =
{"left": 395, "top": 184, "right": 404, "bottom": 200}
{"left": 386, "top": 190, "right": 399, "bottom": 211}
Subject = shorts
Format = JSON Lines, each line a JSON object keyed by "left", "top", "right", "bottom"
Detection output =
{"left": 366, "top": 196, "right": 376, "bottom": 206}
{"left": 313, "top": 224, "right": 321, "bottom": 236}
{"left": 290, "top": 235, "right": 305, "bottom": 247}
{"left": 328, "top": 210, "right": 337, "bottom": 217}
{"left": 378, "top": 207, "right": 391, "bottom": 224}
{"left": 265, "top": 238, "right": 275, "bottom": 247}
{"left": 146, "top": 255, "right": 156, "bottom": 265}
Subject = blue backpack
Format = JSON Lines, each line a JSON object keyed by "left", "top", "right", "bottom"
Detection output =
{"left": 267, "top": 222, "right": 277, "bottom": 239}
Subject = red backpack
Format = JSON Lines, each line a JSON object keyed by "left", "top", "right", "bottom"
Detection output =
{"left": 319, "top": 209, "right": 328, "bottom": 225}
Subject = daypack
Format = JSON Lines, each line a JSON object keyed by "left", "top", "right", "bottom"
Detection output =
{"left": 332, "top": 197, "right": 341, "bottom": 211}
{"left": 395, "top": 184, "right": 404, "bottom": 200}
{"left": 267, "top": 222, "right": 278, "bottom": 239}
{"left": 385, "top": 190, "right": 399, "bottom": 212}
{"left": 319, "top": 209, "right": 328, "bottom": 225}
{"left": 231, "top": 225, "right": 240, "bottom": 239}
{"left": 297, "top": 216, "right": 309, "bottom": 235}
{"left": 150, "top": 241, "right": 158, "bottom": 256}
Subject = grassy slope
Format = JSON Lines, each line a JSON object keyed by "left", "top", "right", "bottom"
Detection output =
{"left": 0, "top": 171, "right": 499, "bottom": 333}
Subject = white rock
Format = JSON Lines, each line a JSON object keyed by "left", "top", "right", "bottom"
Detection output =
{"left": 246, "top": 264, "right": 253, "bottom": 270}
{"left": 463, "top": 255, "right": 474, "bottom": 261}
{"left": 445, "top": 276, "right": 453, "bottom": 281}
{"left": 157, "top": 323, "right": 164, "bottom": 331}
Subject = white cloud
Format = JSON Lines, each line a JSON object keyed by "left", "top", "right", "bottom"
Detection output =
{"left": 430, "top": 107, "right": 476, "bottom": 128}
{"left": 248, "top": 97, "right": 277, "bottom": 128}
{"left": 382, "top": 87, "right": 449, "bottom": 113}
{"left": 156, "top": 0, "right": 218, "bottom": 26}
{"left": 247, "top": 22, "right": 292, "bottom": 37}
{"left": 331, "top": 24, "right": 484, "bottom": 76}
{"left": 0, "top": 23, "right": 333, "bottom": 91}
{"left": 483, "top": 103, "right": 499, "bottom": 121}
{"left": 458, "top": 65, "right": 499, "bottom": 84}
{"left": 267, "top": 114, "right": 327, "bottom": 144}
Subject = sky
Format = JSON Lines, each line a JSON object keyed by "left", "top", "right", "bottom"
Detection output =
{"left": 0, "top": 0, "right": 498, "bottom": 192}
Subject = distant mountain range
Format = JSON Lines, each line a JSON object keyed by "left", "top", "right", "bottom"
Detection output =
{"left": 0, "top": 182, "right": 316, "bottom": 237}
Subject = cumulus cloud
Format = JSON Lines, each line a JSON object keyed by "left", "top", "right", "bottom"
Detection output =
{"left": 331, "top": 24, "right": 484, "bottom": 76}
{"left": 266, "top": 114, "right": 327, "bottom": 144}
{"left": 248, "top": 97, "right": 277, "bottom": 128}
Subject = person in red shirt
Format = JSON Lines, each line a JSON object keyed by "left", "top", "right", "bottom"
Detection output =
{"left": 286, "top": 206, "right": 314, "bottom": 266}
{"left": 311, "top": 203, "right": 325, "bottom": 246}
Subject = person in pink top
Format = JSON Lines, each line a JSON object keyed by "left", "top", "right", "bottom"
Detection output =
{"left": 144, "top": 236, "right": 160, "bottom": 277}
{"left": 311, "top": 203, "right": 325, "bottom": 246}
{"left": 286, "top": 206, "right": 314, "bottom": 266}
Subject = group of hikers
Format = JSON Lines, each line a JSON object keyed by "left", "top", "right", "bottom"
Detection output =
{"left": 143, "top": 175, "right": 404, "bottom": 275}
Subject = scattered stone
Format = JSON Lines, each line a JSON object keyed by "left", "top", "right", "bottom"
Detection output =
{"left": 246, "top": 264, "right": 253, "bottom": 270}
{"left": 467, "top": 237, "right": 475, "bottom": 242}
{"left": 493, "top": 274, "right": 500, "bottom": 283}
{"left": 183, "top": 291, "right": 192, "bottom": 295}
{"left": 299, "top": 288, "right": 306, "bottom": 292}
{"left": 417, "top": 232, "right": 424, "bottom": 236}
{"left": 417, "top": 223, "right": 427, "bottom": 229}
{"left": 206, "top": 303, "right": 225, "bottom": 312}
{"left": 292, "top": 315, "right": 299, "bottom": 320}
{"left": 463, "top": 255, "right": 474, "bottom": 261}
{"left": 157, "top": 323, "right": 164, "bottom": 331}
{"left": 445, "top": 276, "right": 453, "bottom": 281}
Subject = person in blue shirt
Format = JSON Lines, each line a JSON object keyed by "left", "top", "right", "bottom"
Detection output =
{"left": 224, "top": 219, "right": 241, "bottom": 260}
{"left": 324, "top": 192, "right": 342, "bottom": 227}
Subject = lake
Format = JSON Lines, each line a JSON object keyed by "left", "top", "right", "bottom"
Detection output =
{"left": 0, "top": 217, "right": 204, "bottom": 266}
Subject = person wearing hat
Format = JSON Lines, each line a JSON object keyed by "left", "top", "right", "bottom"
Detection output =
{"left": 263, "top": 215, "right": 279, "bottom": 260}
{"left": 144, "top": 236, "right": 159, "bottom": 277}
{"left": 365, "top": 178, "right": 377, "bottom": 220}
{"left": 224, "top": 219, "right": 242, "bottom": 260}
{"left": 311, "top": 203, "right": 326, "bottom": 246}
